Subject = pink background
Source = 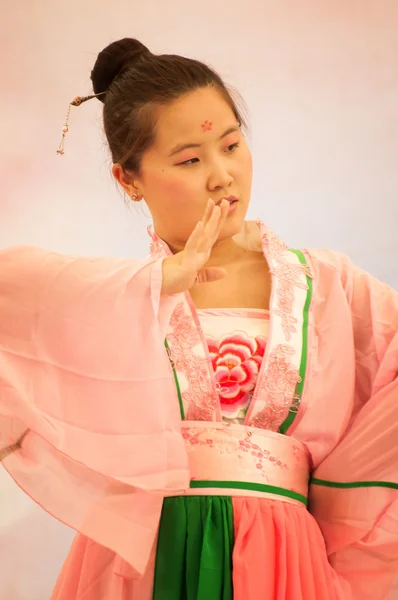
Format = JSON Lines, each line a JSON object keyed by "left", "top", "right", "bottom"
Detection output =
{"left": 1, "top": 1, "right": 397, "bottom": 598}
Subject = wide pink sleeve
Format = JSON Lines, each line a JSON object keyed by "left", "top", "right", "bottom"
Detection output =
{"left": 0, "top": 246, "right": 189, "bottom": 577}
{"left": 308, "top": 250, "right": 398, "bottom": 600}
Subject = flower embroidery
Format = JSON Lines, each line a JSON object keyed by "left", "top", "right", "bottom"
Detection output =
{"left": 206, "top": 331, "right": 266, "bottom": 419}
{"left": 147, "top": 225, "right": 164, "bottom": 257}
{"left": 167, "top": 303, "right": 219, "bottom": 421}
{"left": 182, "top": 427, "right": 289, "bottom": 475}
{"left": 250, "top": 344, "right": 302, "bottom": 430}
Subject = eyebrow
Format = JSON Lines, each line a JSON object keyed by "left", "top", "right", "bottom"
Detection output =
{"left": 168, "top": 125, "right": 240, "bottom": 157}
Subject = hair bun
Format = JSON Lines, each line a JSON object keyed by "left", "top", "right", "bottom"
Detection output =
{"left": 91, "top": 38, "right": 150, "bottom": 100}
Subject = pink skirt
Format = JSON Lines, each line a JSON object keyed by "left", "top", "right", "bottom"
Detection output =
{"left": 52, "top": 495, "right": 349, "bottom": 599}
{"left": 52, "top": 424, "right": 350, "bottom": 598}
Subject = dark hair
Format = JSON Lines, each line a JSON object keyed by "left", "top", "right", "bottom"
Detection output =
{"left": 91, "top": 38, "right": 247, "bottom": 174}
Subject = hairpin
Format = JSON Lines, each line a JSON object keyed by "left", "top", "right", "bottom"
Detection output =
{"left": 56, "top": 91, "right": 106, "bottom": 155}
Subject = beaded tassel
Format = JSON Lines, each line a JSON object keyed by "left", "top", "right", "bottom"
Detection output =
{"left": 56, "top": 93, "right": 105, "bottom": 155}
{"left": 56, "top": 103, "right": 72, "bottom": 155}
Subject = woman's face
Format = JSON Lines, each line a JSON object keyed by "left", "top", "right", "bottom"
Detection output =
{"left": 113, "top": 86, "right": 253, "bottom": 250}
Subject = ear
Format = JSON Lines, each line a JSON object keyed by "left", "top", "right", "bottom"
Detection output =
{"left": 112, "top": 164, "right": 142, "bottom": 200}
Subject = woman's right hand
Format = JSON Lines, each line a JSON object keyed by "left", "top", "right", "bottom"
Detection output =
{"left": 161, "top": 198, "right": 230, "bottom": 295}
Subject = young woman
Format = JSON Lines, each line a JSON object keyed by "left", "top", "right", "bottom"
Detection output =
{"left": 0, "top": 37, "right": 397, "bottom": 600}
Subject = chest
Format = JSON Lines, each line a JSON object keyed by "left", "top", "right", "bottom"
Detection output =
{"left": 190, "top": 255, "right": 271, "bottom": 310}
{"left": 165, "top": 249, "right": 312, "bottom": 435}
{"left": 154, "top": 217, "right": 315, "bottom": 435}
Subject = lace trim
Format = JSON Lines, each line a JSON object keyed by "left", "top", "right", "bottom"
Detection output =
{"left": 148, "top": 225, "right": 163, "bottom": 257}
{"left": 148, "top": 226, "right": 219, "bottom": 421}
{"left": 248, "top": 344, "right": 301, "bottom": 429}
{"left": 166, "top": 303, "right": 218, "bottom": 421}
{"left": 246, "top": 224, "right": 312, "bottom": 431}
{"left": 261, "top": 226, "right": 311, "bottom": 342}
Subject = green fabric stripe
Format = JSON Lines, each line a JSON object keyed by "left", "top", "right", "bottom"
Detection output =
{"left": 190, "top": 479, "right": 308, "bottom": 505}
{"left": 311, "top": 478, "right": 398, "bottom": 490}
{"left": 164, "top": 339, "right": 185, "bottom": 420}
{"left": 153, "top": 496, "right": 234, "bottom": 600}
{"left": 279, "top": 249, "right": 313, "bottom": 434}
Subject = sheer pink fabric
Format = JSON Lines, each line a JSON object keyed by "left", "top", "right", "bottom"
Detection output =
{"left": 52, "top": 500, "right": 350, "bottom": 600}
{"left": 0, "top": 246, "right": 188, "bottom": 577}
{"left": 306, "top": 250, "right": 398, "bottom": 599}
{"left": 52, "top": 534, "right": 157, "bottom": 600}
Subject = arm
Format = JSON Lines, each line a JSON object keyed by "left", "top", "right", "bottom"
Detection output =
{"left": 0, "top": 201, "right": 228, "bottom": 575}
{"left": 0, "top": 246, "right": 185, "bottom": 575}
{"left": 309, "top": 250, "right": 398, "bottom": 600}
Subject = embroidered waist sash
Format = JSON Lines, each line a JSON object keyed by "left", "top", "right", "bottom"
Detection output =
{"left": 165, "top": 422, "right": 310, "bottom": 506}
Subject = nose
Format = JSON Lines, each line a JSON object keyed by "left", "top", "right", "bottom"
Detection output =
{"left": 207, "top": 160, "right": 234, "bottom": 192}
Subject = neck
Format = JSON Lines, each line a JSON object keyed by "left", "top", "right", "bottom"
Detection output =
{"left": 205, "top": 236, "right": 246, "bottom": 267}
{"left": 164, "top": 233, "right": 245, "bottom": 266}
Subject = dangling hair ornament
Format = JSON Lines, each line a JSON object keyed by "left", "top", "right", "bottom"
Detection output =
{"left": 56, "top": 91, "right": 106, "bottom": 155}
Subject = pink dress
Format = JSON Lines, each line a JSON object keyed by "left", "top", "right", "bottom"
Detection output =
{"left": 0, "top": 221, "right": 397, "bottom": 599}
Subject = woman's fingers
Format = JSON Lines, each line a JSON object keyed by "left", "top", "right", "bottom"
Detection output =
{"left": 203, "top": 200, "right": 228, "bottom": 246}
{"left": 194, "top": 198, "right": 229, "bottom": 249}
{"left": 195, "top": 266, "right": 227, "bottom": 284}
{"left": 184, "top": 220, "right": 204, "bottom": 254}
{"left": 186, "top": 206, "right": 218, "bottom": 255}
{"left": 201, "top": 198, "right": 214, "bottom": 227}
{"left": 218, "top": 199, "right": 229, "bottom": 231}
{"left": 185, "top": 199, "right": 216, "bottom": 254}
{"left": 183, "top": 198, "right": 229, "bottom": 273}
{"left": 205, "top": 204, "right": 222, "bottom": 239}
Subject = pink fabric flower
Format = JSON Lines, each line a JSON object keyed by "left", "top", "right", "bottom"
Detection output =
{"left": 207, "top": 332, "right": 266, "bottom": 417}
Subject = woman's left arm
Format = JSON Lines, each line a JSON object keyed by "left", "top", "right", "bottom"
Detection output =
{"left": 309, "top": 251, "right": 398, "bottom": 600}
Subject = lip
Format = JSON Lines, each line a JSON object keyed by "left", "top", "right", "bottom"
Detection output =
{"left": 227, "top": 201, "right": 238, "bottom": 214}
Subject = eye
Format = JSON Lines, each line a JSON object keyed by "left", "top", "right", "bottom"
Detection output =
{"left": 179, "top": 157, "right": 199, "bottom": 166}
{"left": 226, "top": 142, "right": 240, "bottom": 152}
{"left": 177, "top": 142, "right": 240, "bottom": 166}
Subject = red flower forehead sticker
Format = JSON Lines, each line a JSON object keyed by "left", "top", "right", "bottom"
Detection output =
{"left": 201, "top": 120, "right": 213, "bottom": 132}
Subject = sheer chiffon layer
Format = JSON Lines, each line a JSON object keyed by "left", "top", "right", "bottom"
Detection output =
{"left": 52, "top": 496, "right": 350, "bottom": 600}
{"left": 0, "top": 247, "right": 187, "bottom": 576}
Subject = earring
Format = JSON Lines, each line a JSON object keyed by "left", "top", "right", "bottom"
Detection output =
{"left": 131, "top": 193, "right": 141, "bottom": 201}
